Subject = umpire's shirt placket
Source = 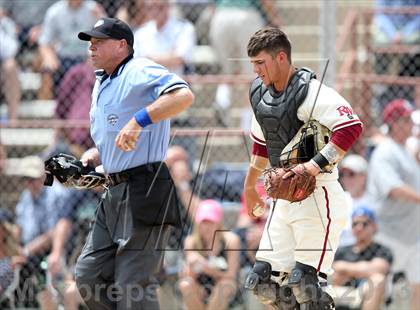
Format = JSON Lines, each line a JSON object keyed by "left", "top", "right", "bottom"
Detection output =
{"left": 91, "top": 60, "right": 136, "bottom": 249}
{"left": 91, "top": 62, "right": 123, "bottom": 163}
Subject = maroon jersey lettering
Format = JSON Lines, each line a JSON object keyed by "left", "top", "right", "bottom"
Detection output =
{"left": 337, "top": 106, "right": 354, "bottom": 117}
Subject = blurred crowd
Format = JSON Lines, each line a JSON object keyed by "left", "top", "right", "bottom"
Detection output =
{"left": 0, "top": 99, "right": 418, "bottom": 309}
{"left": 0, "top": 0, "right": 419, "bottom": 309}
{"left": 0, "top": 0, "right": 281, "bottom": 126}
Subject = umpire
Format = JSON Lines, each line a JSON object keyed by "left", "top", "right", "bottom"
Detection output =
{"left": 74, "top": 18, "right": 194, "bottom": 309}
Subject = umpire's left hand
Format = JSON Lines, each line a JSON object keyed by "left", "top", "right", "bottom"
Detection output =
{"left": 115, "top": 117, "right": 142, "bottom": 152}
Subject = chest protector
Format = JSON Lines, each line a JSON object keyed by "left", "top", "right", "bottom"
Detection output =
{"left": 250, "top": 68, "right": 316, "bottom": 167}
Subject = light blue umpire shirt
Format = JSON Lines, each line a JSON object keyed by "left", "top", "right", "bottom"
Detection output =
{"left": 90, "top": 54, "right": 189, "bottom": 173}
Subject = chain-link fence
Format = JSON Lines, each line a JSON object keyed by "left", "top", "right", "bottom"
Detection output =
{"left": 0, "top": 0, "right": 419, "bottom": 309}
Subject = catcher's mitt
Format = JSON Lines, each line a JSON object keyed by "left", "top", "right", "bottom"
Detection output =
{"left": 263, "top": 167, "right": 316, "bottom": 202}
{"left": 44, "top": 153, "right": 106, "bottom": 189}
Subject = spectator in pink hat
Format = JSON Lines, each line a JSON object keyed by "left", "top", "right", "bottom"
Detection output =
{"left": 179, "top": 199, "right": 241, "bottom": 310}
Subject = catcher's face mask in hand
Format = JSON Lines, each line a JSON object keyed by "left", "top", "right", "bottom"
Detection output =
{"left": 44, "top": 153, "right": 106, "bottom": 189}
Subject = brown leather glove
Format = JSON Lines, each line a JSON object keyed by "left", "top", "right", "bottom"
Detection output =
{"left": 263, "top": 167, "right": 316, "bottom": 202}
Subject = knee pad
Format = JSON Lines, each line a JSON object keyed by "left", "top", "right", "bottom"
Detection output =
{"left": 244, "top": 260, "right": 272, "bottom": 291}
{"left": 298, "top": 291, "right": 335, "bottom": 310}
{"left": 245, "top": 261, "right": 299, "bottom": 310}
{"left": 288, "top": 262, "right": 334, "bottom": 309}
{"left": 244, "top": 260, "right": 275, "bottom": 305}
{"left": 317, "top": 291, "right": 335, "bottom": 310}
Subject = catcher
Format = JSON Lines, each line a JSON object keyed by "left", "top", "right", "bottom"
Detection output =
{"left": 243, "top": 28, "right": 363, "bottom": 309}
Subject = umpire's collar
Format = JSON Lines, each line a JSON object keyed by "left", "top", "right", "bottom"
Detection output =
{"left": 95, "top": 53, "right": 134, "bottom": 83}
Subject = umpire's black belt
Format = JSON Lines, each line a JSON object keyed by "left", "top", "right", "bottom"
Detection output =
{"left": 108, "top": 162, "right": 163, "bottom": 187}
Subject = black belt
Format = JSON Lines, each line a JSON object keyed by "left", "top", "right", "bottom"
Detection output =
{"left": 107, "top": 162, "right": 163, "bottom": 187}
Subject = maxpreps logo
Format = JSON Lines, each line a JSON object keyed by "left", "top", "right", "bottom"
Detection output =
{"left": 107, "top": 114, "right": 119, "bottom": 126}
{"left": 336, "top": 106, "right": 354, "bottom": 119}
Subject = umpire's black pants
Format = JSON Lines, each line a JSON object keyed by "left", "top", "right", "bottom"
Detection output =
{"left": 75, "top": 162, "right": 181, "bottom": 310}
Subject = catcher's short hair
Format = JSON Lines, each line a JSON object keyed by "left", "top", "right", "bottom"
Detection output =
{"left": 247, "top": 27, "right": 292, "bottom": 61}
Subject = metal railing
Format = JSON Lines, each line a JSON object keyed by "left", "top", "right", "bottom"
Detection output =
{"left": 336, "top": 6, "right": 420, "bottom": 116}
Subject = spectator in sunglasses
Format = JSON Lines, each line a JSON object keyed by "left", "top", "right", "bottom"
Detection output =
{"left": 331, "top": 207, "right": 393, "bottom": 310}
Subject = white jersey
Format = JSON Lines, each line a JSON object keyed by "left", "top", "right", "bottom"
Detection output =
{"left": 368, "top": 138, "right": 420, "bottom": 244}
{"left": 250, "top": 79, "right": 362, "bottom": 181}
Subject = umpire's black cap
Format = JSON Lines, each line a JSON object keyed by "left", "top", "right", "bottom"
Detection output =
{"left": 78, "top": 17, "right": 134, "bottom": 47}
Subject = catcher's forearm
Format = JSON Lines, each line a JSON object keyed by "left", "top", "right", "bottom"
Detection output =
{"left": 244, "top": 155, "right": 268, "bottom": 184}
{"left": 250, "top": 154, "right": 269, "bottom": 172}
{"left": 311, "top": 142, "right": 346, "bottom": 170}
{"left": 311, "top": 124, "right": 362, "bottom": 170}
{"left": 244, "top": 155, "right": 268, "bottom": 189}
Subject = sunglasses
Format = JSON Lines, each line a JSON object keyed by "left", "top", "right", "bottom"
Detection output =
{"left": 351, "top": 220, "right": 370, "bottom": 229}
